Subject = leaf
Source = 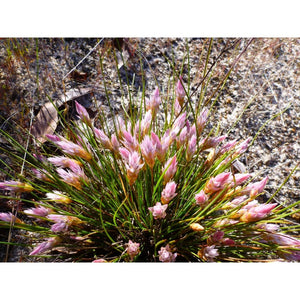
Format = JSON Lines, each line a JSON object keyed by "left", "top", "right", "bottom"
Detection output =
{"left": 31, "top": 88, "right": 94, "bottom": 144}
{"left": 31, "top": 101, "right": 59, "bottom": 144}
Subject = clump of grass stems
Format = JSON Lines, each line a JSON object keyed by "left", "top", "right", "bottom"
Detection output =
{"left": 0, "top": 39, "right": 299, "bottom": 262}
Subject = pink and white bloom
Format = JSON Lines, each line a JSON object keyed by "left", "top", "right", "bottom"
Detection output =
{"left": 135, "top": 110, "right": 152, "bottom": 138}
{"left": 240, "top": 203, "right": 277, "bottom": 222}
{"left": 171, "top": 113, "right": 187, "bottom": 139}
{"left": 48, "top": 156, "right": 82, "bottom": 169}
{"left": 94, "top": 127, "right": 113, "bottom": 150}
{"left": 261, "top": 232, "right": 300, "bottom": 247}
{"left": 146, "top": 87, "right": 161, "bottom": 114}
{"left": 158, "top": 244, "right": 177, "bottom": 262}
{"left": 24, "top": 205, "right": 51, "bottom": 218}
{"left": 186, "top": 134, "right": 197, "bottom": 161}
{"left": 75, "top": 101, "right": 92, "bottom": 126}
{"left": 29, "top": 237, "right": 60, "bottom": 256}
{"left": 176, "top": 126, "right": 188, "bottom": 148}
{"left": 46, "top": 190, "right": 71, "bottom": 204}
{"left": 200, "top": 135, "right": 227, "bottom": 150}
{"left": 175, "top": 76, "right": 185, "bottom": 106}
{"left": 148, "top": 202, "right": 168, "bottom": 219}
{"left": 111, "top": 134, "right": 120, "bottom": 152}
{"left": 242, "top": 177, "right": 268, "bottom": 197}
{"left": 162, "top": 155, "right": 177, "bottom": 183}
{"left": 235, "top": 137, "right": 251, "bottom": 155}
{"left": 47, "top": 135, "right": 92, "bottom": 161}
{"left": 204, "top": 245, "right": 219, "bottom": 260}
{"left": 121, "top": 130, "right": 139, "bottom": 152}
{"left": 229, "top": 173, "right": 252, "bottom": 187}
{"left": 56, "top": 167, "right": 87, "bottom": 190}
{"left": 0, "top": 212, "right": 22, "bottom": 223}
{"left": 195, "top": 190, "right": 209, "bottom": 205}
{"left": 196, "top": 108, "right": 209, "bottom": 135}
{"left": 256, "top": 223, "right": 280, "bottom": 232}
{"left": 161, "top": 181, "right": 177, "bottom": 204}
{"left": 92, "top": 258, "right": 107, "bottom": 263}
{"left": 126, "top": 240, "right": 140, "bottom": 260}
{"left": 140, "top": 135, "right": 156, "bottom": 169}
{"left": 120, "top": 149, "right": 144, "bottom": 185}
{"left": 219, "top": 139, "right": 238, "bottom": 155}
{"left": 0, "top": 180, "right": 33, "bottom": 193}
{"left": 204, "top": 172, "right": 231, "bottom": 193}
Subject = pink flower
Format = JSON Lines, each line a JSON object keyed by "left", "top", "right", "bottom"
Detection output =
{"left": 174, "top": 98, "right": 181, "bottom": 116}
{"left": 240, "top": 203, "right": 277, "bottom": 222}
{"left": 196, "top": 108, "right": 208, "bottom": 135}
{"left": 171, "top": 113, "right": 186, "bottom": 138}
{"left": 256, "top": 223, "right": 280, "bottom": 232}
{"left": 151, "top": 132, "right": 164, "bottom": 162}
{"left": 175, "top": 76, "right": 185, "bottom": 106}
{"left": 261, "top": 233, "right": 300, "bottom": 247}
{"left": 121, "top": 130, "right": 139, "bottom": 152}
{"left": 32, "top": 168, "right": 52, "bottom": 182}
{"left": 195, "top": 190, "right": 209, "bottom": 205}
{"left": 126, "top": 240, "right": 140, "bottom": 260}
{"left": 219, "top": 139, "right": 238, "bottom": 155}
{"left": 48, "top": 156, "right": 82, "bottom": 169}
{"left": 111, "top": 134, "right": 120, "bottom": 152}
{"left": 186, "top": 134, "right": 197, "bottom": 161}
{"left": 204, "top": 172, "right": 231, "bottom": 193}
{"left": 94, "top": 128, "right": 113, "bottom": 150}
{"left": 229, "top": 173, "right": 252, "bottom": 187}
{"left": 75, "top": 101, "right": 92, "bottom": 126}
{"left": 48, "top": 214, "right": 82, "bottom": 233}
{"left": 146, "top": 87, "right": 161, "bottom": 114}
{"left": 162, "top": 155, "right": 177, "bottom": 183}
{"left": 148, "top": 202, "right": 168, "bottom": 219}
{"left": 92, "top": 258, "right": 107, "bottom": 263}
{"left": 161, "top": 181, "right": 177, "bottom": 204}
{"left": 29, "top": 237, "right": 60, "bottom": 255}
{"left": 135, "top": 110, "right": 152, "bottom": 138}
{"left": 176, "top": 126, "right": 188, "bottom": 148}
{"left": 56, "top": 167, "right": 87, "bottom": 190}
{"left": 140, "top": 135, "right": 156, "bottom": 169}
{"left": 211, "top": 231, "right": 225, "bottom": 243}
{"left": 47, "top": 135, "right": 92, "bottom": 161}
{"left": 158, "top": 244, "right": 177, "bottom": 262}
{"left": 46, "top": 190, "right": 71, "bottom": 204}
{"left": 278, "top": 251, "right": 300, "bottom": 261}
{"left": 242, "top": 177, "right": 268, "bottom": 197}
{"left": 24, "top": 205, "right": 51, "bottom": 218}
{"left": 0, "top": 212, "right": 22, "bottom": 223}
{"left": 235, "top": 137, "right": 251, "bottom": 155}
{"left": 120, "top": 149, "right": 144, "bottom": 185}
{"left": 204, "top": 245, "right": 219, "bottom": 260}
{"left": 200, "top": 135, "right": 227, "bottom": 150}
{"left": 0, "top": 180, "right": 33, "bottom": 193}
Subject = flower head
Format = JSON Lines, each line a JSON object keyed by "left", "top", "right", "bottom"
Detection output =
{"left": 240, "top": 203, "right": 277, "bottom": 222}
{"left": 163, "top": 155, "right": 177, "bottom": 183}
{"left": 0, "top": 180, "right": 33, "bottom": 193}
{"left": 75, "top": 101, "right": 92, "bottom": 126}
{"left": 175, "top": 76, "right": 185, "bottom": 106}
{"left": 195, "top": 190, "right": 209, "bottom": 205}
{"left": 158, "top": 244, "right": 177, "bottom": 262}
{"left": 0, "top": 212, "right": 22, "bottom": 224}
{"left": 94, "top": 127, "right": 113, "bottom": 150}
{"left": 204, "top": 245, "right": 219, "bottom": 261}
{"left": 148, "top": 202, "right": 168, "bottom": 219}
{"left": 126, "top": 240, "right": 140, "bottom": 260}
{"left": 146, "top": 87, "right": 161, "bottom": 114}
{"left": 161, "top": 181, "right": 177, "bottom": 204}
{"left": 196, "top": 108, "right": 209, "bottom": 135}
{"left": 29, "top": 237, "right": 61, "bottom": 256}
{"left": 204, "top": 172, "right": 231, "bottom": 193}
{"left": 46, "top": 190, "right": 72, "bottom": 204}
{"left": 24, "top": 205, "right": 52, "bottom": 218}
{"left": 242, "top": 177, "right": 268, "bottom": 197}
{"left": 56, "top": 167, "right": 87, "bottom": 190}
{"left": 140, "top": 135, "right": 156, "bottom": 169}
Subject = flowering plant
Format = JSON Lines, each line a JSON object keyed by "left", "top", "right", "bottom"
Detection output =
{"left": 0, "top": 52, "right": 299, "bottom": 262}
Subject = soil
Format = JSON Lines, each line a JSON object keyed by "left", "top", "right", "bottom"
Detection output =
{"left": 0, "top": 38, "right": 299, "bottom": 261}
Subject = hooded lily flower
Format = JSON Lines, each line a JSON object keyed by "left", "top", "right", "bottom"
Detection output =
{"left": 29, "top": 236, "right": 61, "bottom": 256}
{"left": 94, "top": 127, "right": 113, "bottom": 150}
{"left": 140, "top": 135, "right": 156, "bottom": 169}
{"left": 175, "top": 76, "right": 185, "bottom": 106}
{"left": 75, "top": 101, "right": 92, "bottom": 126}
{"left": 46, "top": 190, "right": 72, "bottom": 204}
{"left": 121, "top": 130, "right": 139, "bottom": 152}
{"left": 229, "top": 173, "right": 252, "bottom": 187}
{"left": 195, "top": 190, "right": 209, "bottom": 205}
{"left": 151, "top": 132, "right": 164, "bottom": 162}
{"left": 24, "top": 205, "right": 52, "bottom": 218}
{"left": 158, "top": 244, "right": 177, "bottom": 262}
{"left": 240, "top": 203, "right": 277, "bottom": 222}
{"left": 47, "top": 135, "right": 92, "bottom": 161}
{"left": 171, "top": 113, "right": 186, "bottom": 139}
{"left": 135, "top": 110, "right": 152, "bottom": 138}
{"left": 0, "top": 212, "right": 22, "bottom": 224}
{"left": 126, "top": 240, "right": 140, "bottom": 260}
{"left": 161, "top": 181, "right": 177, "bottom": 204}
{"left": 146, "top": 87, "right": 161, "bottom": 114}
{"left": 162, "top": 155, "right": 177, "bottom": 183}
{"left": 0, "top": 180, "right": 33, "bottom": 193}
{"left": 222, "top": 195, "right": 248, "bottom": 210}
{"left": 148, "top": 202, "right": 168, "bottom": 219}
{"left": 204, "top": 172, "right": 231, "bottom": 193}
